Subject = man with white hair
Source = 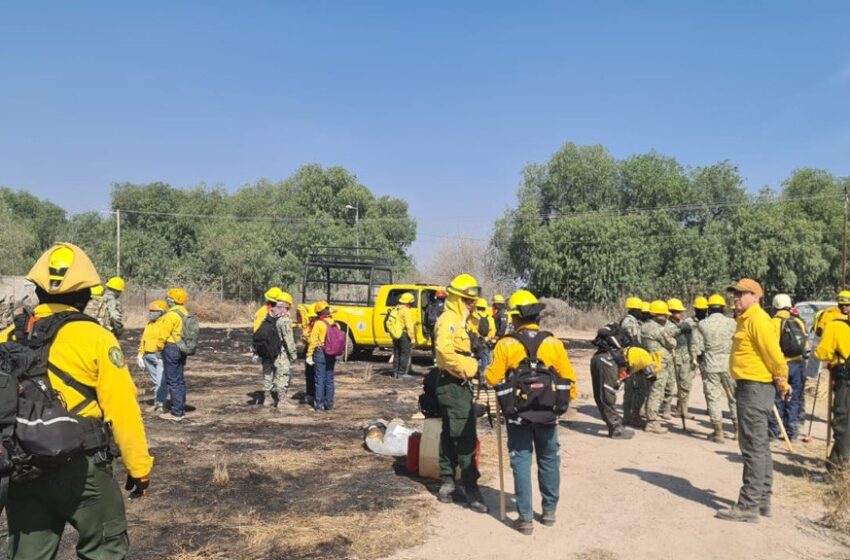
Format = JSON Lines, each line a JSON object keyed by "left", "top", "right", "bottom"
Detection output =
{"left": 770, "top": 293, "right": 808, "bottom": 441}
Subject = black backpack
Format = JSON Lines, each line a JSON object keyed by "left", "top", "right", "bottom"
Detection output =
{"left": 494, "top": 329, "right": 571, "bottom": 425}
{"left": 252, "top": 315, "right": 282, "bottom": 359}
{"left": 779, "top": 317, "right": 807, "bottom": 358}
{"left": 592, "top": 321, "right": 633, "bottom": 354}
{"left": 418, "top": 368, "right": 441, "bottom": 418}
{"left": 0, "top": 312, "right": 117, "bottom": 488}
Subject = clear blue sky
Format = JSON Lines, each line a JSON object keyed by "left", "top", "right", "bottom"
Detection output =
{"left": 2, "top": 2, "right": 849, "bottom": 265}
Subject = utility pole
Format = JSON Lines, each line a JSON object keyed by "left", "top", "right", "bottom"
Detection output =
{"left": 843, "top": 187, "right": 848, "bottom": 290}
{"left": 345, "top": 204, "right": 360, "bottom": 255}
{"left": 115, "top": 209, "right": 121, "bottom": 277}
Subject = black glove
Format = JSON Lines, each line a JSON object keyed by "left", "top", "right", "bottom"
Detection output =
{"left": 678, "top": 322, "right": 692, "bottom": 334}
{"left": 125, "top": 474, "right": 150, "bottom": 499}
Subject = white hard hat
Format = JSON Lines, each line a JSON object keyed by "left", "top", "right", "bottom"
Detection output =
{"left": 772, "top": 293, "right": 792, "bottom": 310}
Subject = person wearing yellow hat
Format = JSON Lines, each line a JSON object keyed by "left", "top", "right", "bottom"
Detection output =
{"left": 138, "top": 300, "right": 169, "bottom": 413}
{"left": 252, "top": 287, "right": 283, "bottom": 405}
{"left": 592, "top": 344, "right": 659, "bottom": 440}
{"left": 0, "top": 243, "right": 153, "bottom": 558}
{"left": 641, "top": 300, "right": 678, "bottom": 434}
{"left": 307, "top": 301, "right": 339, "bottom": 412}
{"left": 485, "top": 289, "right": 576, "bottom": 534}
{"left": 95, "top": 276, "right": 125, "bottom": 339}
{"left": 83, "top": 283, "right": 104, "bottom": 317}
{"left": 468, "top": 297, "right": 496, "bottom": 380}
{"left": 269, "top": 291, "right": 298, "bottom": 409}
{"left": 492, "top": 294, "right": 509, "bottom": 338}
{"left": 768, "top": 293, "right": 809, "bottom": 442}
{"left": 390, "top": 292, "right": 417, "bottom": 378}
{"left": 621, "top": 297, "right": 647, "bottom": 428}
{"left": 434, "top": 274, "right": 487, "bottom": 513}
{"left": 665, "top": 298, "right": 697, "bottom": 421}
{"left": 691, "top": 293, "right": 739, "bottom": 443}
{"left": 693, "top": 296, "right": 709, "bottom": 321}
{"left": 157, "top": 287, "right": 192, "bottom": 421}
{"left": 716, "top": 279, "right": 789, "bottom": 523}
{"left": 815, "top": 290, "right": 850, "bottom": 473}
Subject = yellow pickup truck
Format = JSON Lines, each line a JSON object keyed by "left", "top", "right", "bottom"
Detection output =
{"left": 296, "top": 248, "right": 442, "bottom": 358}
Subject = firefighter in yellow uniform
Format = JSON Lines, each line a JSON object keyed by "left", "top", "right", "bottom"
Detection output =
{"left": 0, "top": 242, "right": 153, "bottom": 559}
{"left": 485, "top": 290, "right": 577, "bottom": 535}
{"left": 815, "top": 290, "right": 850, "bottom": 472}
{"left": 434, "top": 274, "right": 487, "bottom": 513}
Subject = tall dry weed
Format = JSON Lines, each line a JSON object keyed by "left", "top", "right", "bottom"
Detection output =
{"left": 823, "top": 469, "right": 850, "bottom": 534}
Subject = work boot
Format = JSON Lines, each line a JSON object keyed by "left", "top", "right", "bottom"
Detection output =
{"left": 645, "top": 421, "right": 668, "bottom": 434}
{"left": 715, "top": 505, "right": 759, "bottom": 523}
{"left": 709, "top": 422, "right": 725, "bottom": 444}
{"left": 437, "top": 482, "right": 455, "bottom": 504}
{"left": 270, "top": 391, "right": 280, "bottom": 409}
{"left": 759, "top": 502, "right": 772, "bottom": 517}
{"left": 659, "top": 404, "right": 672, "bottom": 420}
{"left": 514, "top": 518, "right": 533, "bottom": 535}
{"left": 731, "top": 420, "right": 739, "bottom": 441}
{"left": 610, "top": 427, "right": 635, "bottom": 440}
{"left": 541, "top": 511, "right": 556, "bottom": 527}
{"left": 465, "top": 485, "right": 488, "bottom": 514}
{"left": 624, "top": 417, "right": 647, "bottom": 430}
{"left": 676, "top": 402, "right": 696, "bottom": 420}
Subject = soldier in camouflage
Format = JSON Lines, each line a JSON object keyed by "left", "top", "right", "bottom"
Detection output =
{"left": 666, "top": 298, "right": 698, "bottom": 420}
{"left": 621, "top": 297, "right": 647, "bottom": 428}
{"left": 96, "top": 277, "right": 125, "bottom": 339}
{"left": 0, "top": 294, "right": 11, "bottom": 330}
{"left": 690, "top": 294, "right": 738, "bottom": 443}
{"left": 641, "top": 300, "right": 678, "bottom": 434}
{"left": 269, "top": 292, "right": 298, "bottom": 409}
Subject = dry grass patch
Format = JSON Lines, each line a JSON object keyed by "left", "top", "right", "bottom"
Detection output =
{"left": 823, "top": 470, "right": 850, "bottom": 534}
{"left": 573, "top": 550, "right": 619, "bottom": 560}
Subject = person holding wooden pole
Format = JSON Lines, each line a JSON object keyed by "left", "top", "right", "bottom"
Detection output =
{"left": 814, "top": 290, "right": 850, "bottom": 473}
{"left": 485, "top": 290, "right": 577, "bottom": 536}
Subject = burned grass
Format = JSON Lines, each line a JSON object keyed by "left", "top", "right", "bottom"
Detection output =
{"left": 35, "top": 327, "right": 435, "bottom": 559}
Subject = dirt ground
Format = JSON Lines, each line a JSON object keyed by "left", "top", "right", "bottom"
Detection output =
{"left": 15, "top": 326, "right": 850, "bottom": 560}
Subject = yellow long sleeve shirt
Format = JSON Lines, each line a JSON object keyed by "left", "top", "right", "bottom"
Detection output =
{"left": 138, "top": 319, "right": 165, "bottom": 354}
{"left": 772, "top": 310, "right": 808, "bottom": 362}
{"left": 11, "top": 304, "right": 153, "bottom": 478}
{"left": 730, "top": 303, "right": 789, "bottom": 383}
{"left": 815, "top": 317, "right": 850, "bottom": 366}
{"left": 307, "top": 316, "right": 335, "bottom": 357}
{"left": 398, "top": 305, "right": 417, "bottom": 340}
{"left": 157, "top": 304, "right": 187, "bottom": 345}
{"left": 485, "top": 325, "right": 577, "bottom": 400}
{"left": 253, "top": 305, "right": 270, "bottom": 333}
{"left": 434, "top": 298, "right": 478, "bottom": 380}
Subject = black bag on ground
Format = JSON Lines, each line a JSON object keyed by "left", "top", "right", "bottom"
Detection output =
{"left": 0, "top": 312, "right": 116, "bottom": 483}
{"left": 494, "top": 329, "right": 571, "bottom": 425}
{"left": 252, "top": 315, "right": 282, "bottom": 359}
{"left": 418, "top": 368, "right": 441, "bottom": 418}
{"left": 779, "top": 317, "right": 806, "bottom": 358}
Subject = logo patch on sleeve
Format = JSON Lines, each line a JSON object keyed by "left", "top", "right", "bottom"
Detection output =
{"left": 108, "top": 347, "right": 126, "bottom": 368}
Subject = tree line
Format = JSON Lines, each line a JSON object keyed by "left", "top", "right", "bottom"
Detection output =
{"left": 0, "top": 165, "right": 416, "bottom": 298}
{"left": 492, "top": 142, "right": 850, "bottom": 307}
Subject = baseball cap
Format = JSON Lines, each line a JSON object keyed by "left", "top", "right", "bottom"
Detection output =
{"left": 727, "top": 278, "right": 764, "bottom": 297}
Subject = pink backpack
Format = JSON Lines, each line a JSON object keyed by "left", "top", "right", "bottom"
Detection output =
{"left": 322, "top": 320, "right": 346, "bottom": 357}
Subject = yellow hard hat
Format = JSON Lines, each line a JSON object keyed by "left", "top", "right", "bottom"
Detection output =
{"left": 475, "top": 297, "right": 488, "bottom": 309}
{"left": 264, "top": 287, "right": 283, "bottom": 303}
{"left": 625, "top": 296, "right": 643, "bottom": 310}
{"left": 446, "top": 273, "right": 481, "bottom": 300}
{"left": 838, "top": 290, "right": 850, "bottom": 305}
{"left": 641, "top": 301, "right": 651, "bottom": 313}
{"left": 508, "top": 289, "right": 544, "bottom": 318}
{"left": 707, "top": 293, "right": 727, "bottom": 308}
{"left": 667, "top": 298, "right": 686, "bottom": 312}
{"left": 166, "top": 287, "right": 187, "bottom": 305}
{"left": 626, "top": 347, "right": 652, "bottom": 374}
{"left": 693, "top": 296, "right": 708, "bottom": 310}
{"left": 105, "top": 276, "right": 125, "bottom": 292}
{"left": 315, "top": 300, "right": 335, "bottom": 315}
{"left": 399, "top": 292, "right": 415, "bottom": 304}
{"left": 149, "top": 299, "right": 168, "bottom": 312}
{"left": 27, "top": 242, "right": 101, "bottom": 295}
{"left": 278, "top": 291, "right": 294, "bottom": 306}
{"left": 90, "top": 285, "right": 104, "bottom": 298}
{"left": 493, "top": 294, "right": 506, "bottom": 305}
{"left": 649, "top": 300, "right": 670, "bottom": 316}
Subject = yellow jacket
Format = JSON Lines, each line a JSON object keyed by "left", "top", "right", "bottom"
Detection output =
{"left": 772, "top": 310, "right": 808, "bottom": 362}
{"left": 5, "top": 304, "right": 153, "bottom": 478}
{"left": 435, "top": 296, "right": 478, "bottom": 380}
{"left": 158, "top": 304, "right": 187, "bottom": 345}
{"left": 398, "top": 305, "right": 416, "bottom": 340}
{"left": 485, "top": 325, "right": 577, "bottom": 400}
{"left": 730, "top": 303, "right": 788, "bottom": 383}
{"left": 253, "top": 305, "right": 270, "bottom": 333}
{"left": 815, "top": 316, "right": 850, "bottom": 366}
{"left": 307, "top": 316, "right": 335, "bottom": 356}
{"left": 138, "top": 319, "right": 165, "bottom": 354}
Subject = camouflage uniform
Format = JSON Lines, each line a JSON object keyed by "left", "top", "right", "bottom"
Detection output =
{"left": 95, "top": 291, "right": 124, "bottom": 339}
{"left": 621, "top": 314, "right": 647, "bottom": 426}
{"left": 265, "top": 314, "right": 298, "bottom": 405}
{"left": 0, "top": 296, "right": 11, "bottom": 330}
{"left": 667, "top": 318, "right": 698, "bottom": 417}
{"left": 641, "top": 319, "right": 677, "bottom": 425}
{"left": 691, "top": 312, "right": 738, "bottom": 425}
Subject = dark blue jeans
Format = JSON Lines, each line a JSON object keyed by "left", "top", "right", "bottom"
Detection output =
{"left": 769, "top": 360, "right": 803, "bottom": 439}
{"left": 313, "top": 349, "right": 336, "bottom": 411}
{"left": 163, "top": 343, "right": 187, "bottom": 417}
{"left": 506, "top": 422, "right": 560, "bottom": 521}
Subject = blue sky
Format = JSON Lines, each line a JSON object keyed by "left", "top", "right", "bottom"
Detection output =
{"left": 1, "top": 2, "right": 849, "bottom": 265}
